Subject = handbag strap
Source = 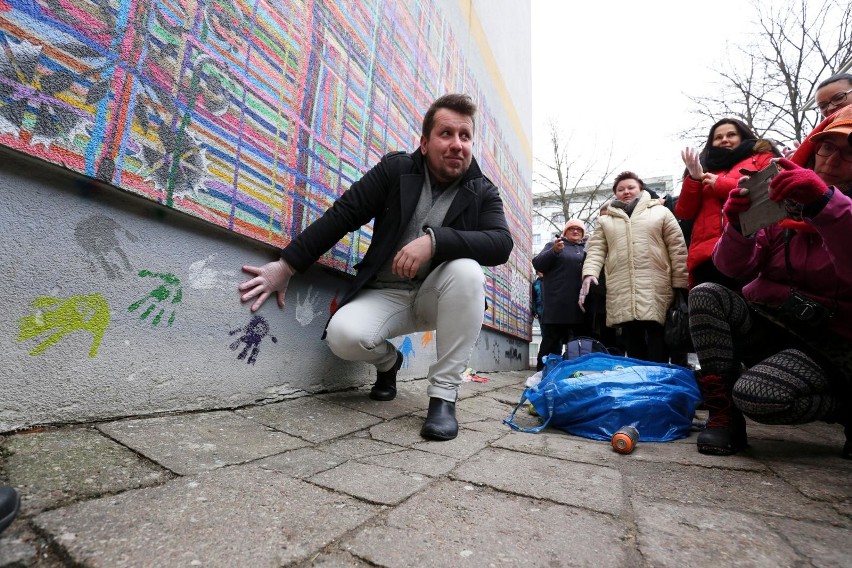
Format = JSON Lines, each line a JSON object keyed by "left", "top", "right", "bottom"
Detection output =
{"left": 503, "top": 384, "right": 556, "bottom": 433}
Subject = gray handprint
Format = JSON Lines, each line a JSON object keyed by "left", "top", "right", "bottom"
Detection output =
{"left": 75, "top": 215, "right": 138, "bottom": 279}
{"left": 295, "top": 286, "right": 320, "bottom": 326}
{"left": 128, "top": 270, "right": 183, "bottom": 326}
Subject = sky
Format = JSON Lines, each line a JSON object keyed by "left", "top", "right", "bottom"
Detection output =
{"left": 531, "top": 0, "right": 763, "bottom": 188}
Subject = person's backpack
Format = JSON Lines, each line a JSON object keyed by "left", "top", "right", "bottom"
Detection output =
{"left": 563, "top": 336, "right": 609, "bottom": 359}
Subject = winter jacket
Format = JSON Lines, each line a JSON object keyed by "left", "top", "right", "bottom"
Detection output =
{"left": 713, "top": 188, "right": 852, "bottom": 340}
{"left": 280, "top": 149, "right": 513, "bottom": 324}
{"left": 583, "top": 191, "right": 688, "bottom": 326}
{"left": 675, "top": 151, "right": 775, "bottom": 287}
{"left": 532, "top": 239, "right": 585, "bottom": 325}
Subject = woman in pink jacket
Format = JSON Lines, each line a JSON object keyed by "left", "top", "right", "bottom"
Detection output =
{"left": 689, "top": 107, "right": 852, "bottom": 459}
{"left": 676, "top": 119, "right": 780, "bottom": 289}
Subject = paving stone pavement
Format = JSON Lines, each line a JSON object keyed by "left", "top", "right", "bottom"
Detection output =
{"left": 0, "top": 370, "right": 849, "bottom": 567}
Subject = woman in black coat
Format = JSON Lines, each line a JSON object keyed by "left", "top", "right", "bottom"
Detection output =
{"left": 532, "top": 219, "right": 587, "bottom": 370}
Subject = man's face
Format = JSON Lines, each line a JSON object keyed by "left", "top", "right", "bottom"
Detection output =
{"left": 614, "top": 179, "right": 642, "bottom": 203}
{"left": 420, "top": 108, "right": 474, "bottom": 184}
{"left": 816, "top": 80, "right": 852, "bottom": 118}
{"left": 814, "top": 132, "right": 852, "bottom": 187}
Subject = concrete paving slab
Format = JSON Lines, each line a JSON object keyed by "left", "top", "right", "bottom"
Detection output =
{"left": 453, "top": 395, "right": 516, "bottom": 421}
{"left": 746, "top": 421, "right": 845, "bottom": 445}
{"left": 33, "top": 465, "right": 379, "bottom": 567}
{"left": 762, "top": 516, "right": 852, "bottom": 568}
{"left": 254, "top": 447, "right": 345, "bottom": 479}
{"left": 309, "top": 461, "right": 431, "bottom": 505}
{"left": 296, "top": 550, "right": 371, "bottom": 567}
{"left": 625, "top": 461, "right": 847, "bottom": 524}
{"left": 452, "top": 447, "right": 625, "bottom": 515}
{"left": 368, "top": 416, "right": 425, "bottom": 447}
{"left": 763, "top": 460, "right": 852, "bottom": 503}
{"left": 633, "top": 498, "right": 801, "bottom": 567}
{"left": 412, "top": 428, "right": 498, "bottom": 459}
{"left": 2, "top": 428, "right": 172, "bottom": 514}
{"left": 343, "top": 480, "right": 636, "bottom": 568}
{"left": 356, "top": 448, "right": 459, "bottom": 477}
{"left": 97, "top": 411, "right": 308, "bottom": 475}
{"left": 493, "top": 430, "right": 629, "bottom": 466}
{"left": 236, "top": 398, "right": 383, "bottom": 443}
{"left": 318, "top": 383, "right": 427, "bottom": 419}
{"left": 317, "top": 436, "right": 405, "bottom": 460}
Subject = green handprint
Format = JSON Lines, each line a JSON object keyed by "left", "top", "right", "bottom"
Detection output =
{"left": 17, "top": 294, "right": 110, "bottom": 358}
{"left": 129, "top": 270, "right": 183, "bottom": 326}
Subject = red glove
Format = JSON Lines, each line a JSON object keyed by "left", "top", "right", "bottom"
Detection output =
{"left": 769, "top": 158, "right": 829, "bottom": 205}
{"left": 723, "top": 187, "right": 751, "bottom": 227}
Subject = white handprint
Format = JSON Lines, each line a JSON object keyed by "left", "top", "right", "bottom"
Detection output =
{"left": 295, "top": 286, "right": 320, "bottom": 326}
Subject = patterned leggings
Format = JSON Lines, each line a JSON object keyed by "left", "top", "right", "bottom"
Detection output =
{"left": 689, "top": 283, "right": 846, "bottom": 425}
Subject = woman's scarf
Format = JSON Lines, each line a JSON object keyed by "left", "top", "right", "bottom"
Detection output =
{"left": 609, "top": 196, "right": 640, "bottom": 217}
{"left": 704, "top": 138, "right": 757, "bottom": 171}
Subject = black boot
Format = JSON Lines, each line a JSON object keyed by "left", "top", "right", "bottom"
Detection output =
{"left": 420, "top": 397, "right": 458, "bottom": 441}
{"left": 696, "top": 373, "right": 747, "bottom": 456}
{"left": 0, "top": 486, "right": 20, "bottom": 534}
{"left": 370, "top": 351, "right": 403, "bottom": 401}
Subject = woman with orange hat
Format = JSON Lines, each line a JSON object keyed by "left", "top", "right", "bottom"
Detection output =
{"left": 689, "top": 106, "right": 852, "bottom": 459}
{"left": 532, "top": 219, "right": 587, "bottom": 370}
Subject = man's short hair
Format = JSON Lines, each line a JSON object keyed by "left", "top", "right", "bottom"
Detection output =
{"left": 422, "top": 94, "right": 477, "bottom": 138}
{"left": 817, "top": 72, "right": 852, "bottom": 89}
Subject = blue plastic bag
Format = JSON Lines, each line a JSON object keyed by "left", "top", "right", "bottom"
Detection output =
{"left": 504, "top": 353, "right": 701, "bottom": 442}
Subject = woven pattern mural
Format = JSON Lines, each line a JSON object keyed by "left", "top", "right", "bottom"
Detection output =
{"left": 0, "top": 0, "right": 531, "bottom": 339}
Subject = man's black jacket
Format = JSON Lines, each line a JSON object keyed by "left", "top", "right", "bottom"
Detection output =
{"left": 281, "top": 149, "right": 514, "bottom": 313}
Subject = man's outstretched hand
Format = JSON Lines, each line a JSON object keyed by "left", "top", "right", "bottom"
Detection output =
{"left": 239, "top": 259, "right": 295, "bottom": 312}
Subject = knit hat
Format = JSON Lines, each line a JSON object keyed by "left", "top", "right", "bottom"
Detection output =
{"left": 791, "top": 105, "right": 852, "bottom": 166}
{"left": 563, "top": 219, "right": 585, "bottom": 234}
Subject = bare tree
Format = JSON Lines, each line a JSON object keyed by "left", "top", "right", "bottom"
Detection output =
{"left": 683, "top": 0, "right": 852, "bottom": 145}
{"left": 533, "top": 121, "right": 622, "bottom": 234}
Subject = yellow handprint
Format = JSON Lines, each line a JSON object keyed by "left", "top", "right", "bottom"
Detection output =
{"left": 17, "top": 294, "right": 110, "bottom": 358}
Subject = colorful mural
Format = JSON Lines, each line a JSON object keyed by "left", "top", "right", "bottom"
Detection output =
{"left": 0, "top": 0, "right": 531, "bottom": 339}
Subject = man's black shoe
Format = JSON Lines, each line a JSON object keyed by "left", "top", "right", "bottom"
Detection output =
{"left": 370, "top": 351, "right": 403, "bottom": 401}
{"left": 420, "top": 397, "right": 458, "bottom": 441}
{"left": 0, "top": 486, "right": 20, "bottom": 535}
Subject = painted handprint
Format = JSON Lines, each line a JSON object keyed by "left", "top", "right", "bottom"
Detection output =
{"left": 74, "top": 215, "right": 138, "bottom": 279}
{"left": 295, "top": 286, "right": 320, "bottom": 326}
{"left": 128, "top": 270, "right": 183, "bottom": 326}
{"left": 398, "top": 336, "right": 415, "bottom": 369}
{"left": 17, "top": 294, "right": 110, "bottom": 358}
{"left": 229, "top": 315, "right": 277, "bottom": 365}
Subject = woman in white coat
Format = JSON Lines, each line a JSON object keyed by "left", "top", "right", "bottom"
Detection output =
{"left": 579, "top": 171, "right": 688, "bottom": 362}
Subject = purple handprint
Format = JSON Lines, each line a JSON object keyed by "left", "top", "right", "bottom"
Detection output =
{"left": 229, "top": 315, "right": 277, "bottom": 365}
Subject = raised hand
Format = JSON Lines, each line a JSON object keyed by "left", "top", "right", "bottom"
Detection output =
{"left": 769, "top": 158, "right": 829, "bottom": 205}
{"left": 128, "top": 270, "right": 183, "bottom": 326}
{"left": 239, "top": 258, "right": 294, "bottom": 312}
{"left": 681, "top": 147, "right": 704, "bottom": 179}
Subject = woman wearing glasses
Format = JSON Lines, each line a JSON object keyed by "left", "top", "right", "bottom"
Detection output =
{"left": 532, "top": 219, "right": 588, "bottom": 370}
{"left": 814, "top": 72, "right": 852, "bottom": 118}
{"left": 676, "top": 119, "right": 781, "bottom": 289}
{"left": 689, "top": 105, "right": 852, "bottom": 459}
{"left": 579, "top": 172, "right": 688, "bottom": 363}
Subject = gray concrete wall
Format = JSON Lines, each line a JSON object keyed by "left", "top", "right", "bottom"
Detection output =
{"left": 1, "top": 149, "right": 528, "bottom": 432}
{"left": 0, "top": 2, "right": 532, "bottom": 432}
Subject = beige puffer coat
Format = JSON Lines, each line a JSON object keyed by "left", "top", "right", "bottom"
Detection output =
{"left": 582, "top": 191, "right": 688, "bottom": 326}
